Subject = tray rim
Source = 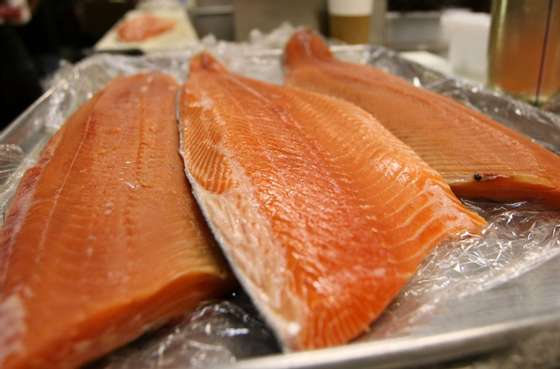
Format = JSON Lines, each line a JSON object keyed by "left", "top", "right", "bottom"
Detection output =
{"left": 224, "top": 309, "right": 560, "bottom": 369}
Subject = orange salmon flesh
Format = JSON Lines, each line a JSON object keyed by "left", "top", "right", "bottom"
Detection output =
{"left": 179, "top": 52, "right": 485, "bottom": 350}
{"left": 0, "top": 73, "right": 232, "bottom": 369}
{"left": 284, "top": 29, "right": 560, "bottom": 208}
{"left": 117, "top": 14, "right": 175, "bottom": 43}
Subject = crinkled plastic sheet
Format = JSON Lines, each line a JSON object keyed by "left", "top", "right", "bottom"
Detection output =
{"left": 87, "top": 294, "right": 279, "bottom": 369}
{"left": 365, "top": 201, "right": 560, "bottom": 341}
{"left": 2, "top": 40, "right": 560, "bottom": 369}
{"left": 543, "top": 95, "right": 560, "bottom": 116}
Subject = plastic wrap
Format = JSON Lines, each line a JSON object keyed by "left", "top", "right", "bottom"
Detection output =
{"left": 543, "top": 94, "right": 560, "bottom": 116}
{"left": 2, "top": 40, "right": 560, "bottom": 369}
{"left": 366, "top": 201, "right": 560, "bottom": 340}
{"left": 90, "top": 294, "right": 278, "bottom": 369}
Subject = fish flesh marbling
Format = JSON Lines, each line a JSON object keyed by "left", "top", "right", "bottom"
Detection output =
{"left": 0, "top": 73, "right": 232, "bottom": 369}
{"left": 179, "top": 53, "right": 485, "bottom": 350}
{"left": 284, "top": 29, "right": 560, "bottom": 207}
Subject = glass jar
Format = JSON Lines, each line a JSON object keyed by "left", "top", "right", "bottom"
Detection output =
{"left": 488, "top": 0, "right": 560, "bottom": 105}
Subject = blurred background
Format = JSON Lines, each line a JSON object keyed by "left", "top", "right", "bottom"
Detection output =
{"left": 1, "top": 0, "right": 558, "bottom": 128}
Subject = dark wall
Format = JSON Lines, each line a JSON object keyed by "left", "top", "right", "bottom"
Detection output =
{"left": 388, "top": 0, "right": 491, "bottom": 12}
{"left": 0, "top": 0, "right": 137, "bottom": 128}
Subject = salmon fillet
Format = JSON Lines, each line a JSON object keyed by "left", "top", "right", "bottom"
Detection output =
{"left": 284, "top": 29, "right": 560, "bottom": 207}
{"left": 117, "top": 14, "right": 175, "bottom": 43}
{"left": 179, "top": 53, "right": 485, "bottom": 350}
{"left": 0, "top": 73, "right": 231, "bottom": 369}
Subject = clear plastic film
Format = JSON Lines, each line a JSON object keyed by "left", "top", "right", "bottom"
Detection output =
{"left": 89, "top": 294, "right": 279, "bottom": 369}
{"left": 2, "top": 34, "right": 560, "bottom": 369}
{"left": 365, "top": 201, "right": 560, "bottom": 340}
{"left": 543, "top": 94, "right": 560, "bottom": 116}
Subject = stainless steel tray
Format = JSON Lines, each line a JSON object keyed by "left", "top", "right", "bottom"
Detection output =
{"left": 3, "top": 45, "right": 560, "bottom": 369}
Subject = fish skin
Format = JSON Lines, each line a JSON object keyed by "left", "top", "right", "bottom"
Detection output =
{"left": 116, "top": 14, "right": 175, "bottom": 43}
{"left": 0, "top": 73, "right": 232, "bottom": 369}
{"left": 180, "top": 52, "right": 485, "bottom": 350}
{"left": 284, "top": 29, "right": 560, "bottom": 207}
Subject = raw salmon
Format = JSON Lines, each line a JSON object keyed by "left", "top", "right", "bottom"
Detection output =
{"left": 117, "top": 14, "right": 175, "bottom": 43}
{"left": 179, "top": 53, "right": 485, "bottom": 350}
{"left": 284, "top": 29, "right": 560, "bottom": 207}
{"left": 0, "top": 73, "right": 231, "bottom": 369}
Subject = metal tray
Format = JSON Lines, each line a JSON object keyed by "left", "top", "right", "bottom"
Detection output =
{"left": 3, "top": 45, "right": 560, "bottom": 369}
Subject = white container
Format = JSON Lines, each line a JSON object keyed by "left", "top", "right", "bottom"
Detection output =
{"left": 327, "top": 0, "right": 373, "bottom": 16}
{"left": 441, "top": 10, "right": 490, "bottom": 82}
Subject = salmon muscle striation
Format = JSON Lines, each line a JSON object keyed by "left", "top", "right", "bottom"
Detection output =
{"left": 179, "top": 52, "right": 485, "bottom": 350}
{"left": 0, "top": 73, "right": 232, "bottom": 369}
{"left": 284, "top": 29, "right": 560, "bottom": 207}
